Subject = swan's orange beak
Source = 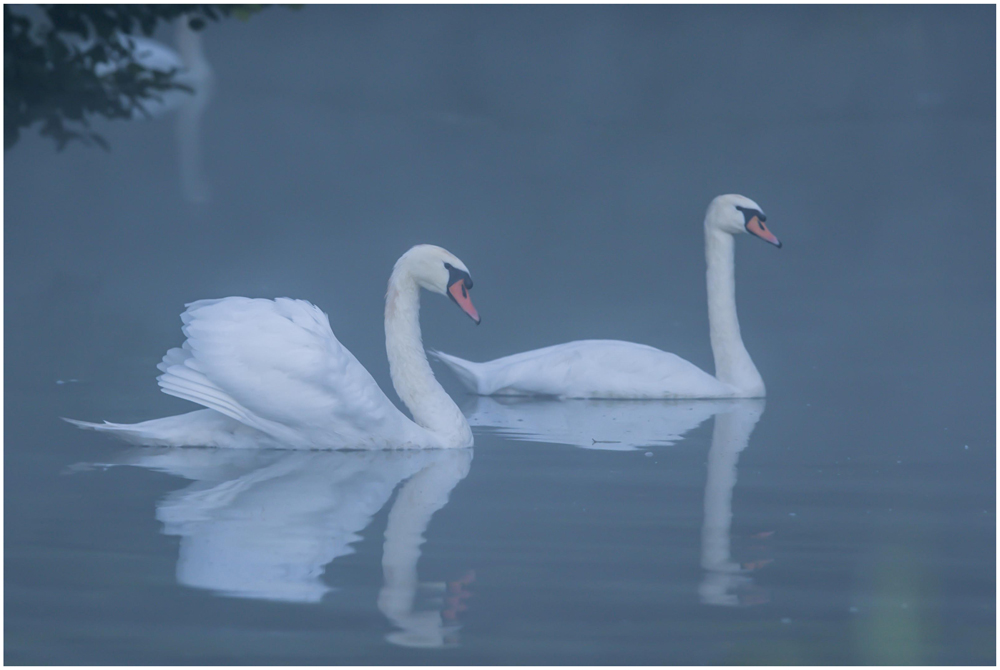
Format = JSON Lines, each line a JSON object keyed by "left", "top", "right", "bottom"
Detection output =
{"left": 448, "top": 279, "right": 480, "bottom": 324}
{"left": 746, "top": 215, "right": 782, "bottom": 248}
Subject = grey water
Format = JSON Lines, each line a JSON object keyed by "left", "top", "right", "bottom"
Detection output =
{"left": 4, "top": 5, "right": 995, "bottom": 665}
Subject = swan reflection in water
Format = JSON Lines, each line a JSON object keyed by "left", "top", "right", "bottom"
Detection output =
{"left": 80, "top": 447, "right": 472, "bottom": 647}
{"left": 461, "top": 396, "right": 771, "bottom": 606}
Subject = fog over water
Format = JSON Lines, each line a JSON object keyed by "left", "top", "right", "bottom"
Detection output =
{"left": 5, "top": 5, "right": 995, "bottom": 664}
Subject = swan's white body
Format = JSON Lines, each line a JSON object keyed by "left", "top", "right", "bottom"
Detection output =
{"left": 435, "top": 340, "right": 734, "bottom": 399}
{"left": 68, "top": 245, "right": 480, "bottom": 450}
{"left": 434, "top": 194, "right": 780, "bottom": 399}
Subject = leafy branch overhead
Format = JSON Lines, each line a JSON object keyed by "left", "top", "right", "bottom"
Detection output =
{"left": 4, "top": 4, "right": 267, "bottom": 151}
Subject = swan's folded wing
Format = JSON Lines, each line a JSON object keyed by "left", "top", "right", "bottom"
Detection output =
{"left": 157, "top": 297, "right": 421, "bottom": 448}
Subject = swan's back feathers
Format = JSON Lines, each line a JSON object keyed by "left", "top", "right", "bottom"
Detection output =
{"left": 154, "top": 297, "right": 430, "bottom": 449}
{"left": 433, "top": 340, "right": 733, "bottom": 399}
{"left": 428, "top": 350, "right": 489, "bottom": 394}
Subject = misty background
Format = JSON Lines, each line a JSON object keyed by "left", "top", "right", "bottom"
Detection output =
{"left": 8, "top": 5, "right": 995, "bottom": 463}
{"left": 5, "top": 4, "right": 995, "bottom": 664}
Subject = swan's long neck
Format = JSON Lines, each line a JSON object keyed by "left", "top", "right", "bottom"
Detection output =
{"left": 385, "top": 271, "right": 472, "bottom": 449}
{"left": 705, "top": 224, "right": 765, "bottom": 396}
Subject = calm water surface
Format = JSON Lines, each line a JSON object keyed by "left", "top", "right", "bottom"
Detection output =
{"left": 5, "top": 4, "right": 994, "bottom": 665}
{"left": 5, "top": 375, "right": 994, "bottom": 665}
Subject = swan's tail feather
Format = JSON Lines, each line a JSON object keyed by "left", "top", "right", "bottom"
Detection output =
{"left": 63, "top": 410, "right": 248, "bottom": 448}
{"left": 63, "top": 416, "right": 183, "bottom": 447}
{"left": 429, "top": 350, "right": 491, "bottom": 394}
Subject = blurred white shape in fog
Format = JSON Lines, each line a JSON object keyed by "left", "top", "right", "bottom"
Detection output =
{"left": 171, "top": 20, "right": 213, "bottom": 204}
{"left": 94, "top": 21, "right": 214, "bottom": 203}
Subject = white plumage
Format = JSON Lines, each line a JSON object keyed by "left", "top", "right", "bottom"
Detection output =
{"left": 433, "top": 194, "right": 781, "bottom": 399}
{"left": 157, "top": 297, "right": 430, "bottom": 448}
{"left": 433, "top": 340, "right": 731, "bottom": 399}
{"left": 67, "top": 245, "right": 480, "bottom": 450}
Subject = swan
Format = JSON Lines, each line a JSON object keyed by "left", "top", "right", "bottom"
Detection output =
{"left": 433, "top": 194, "right": 780, "bottom": 398}
{"left": 66, "top": 244, "right": 481, "bottom": 450}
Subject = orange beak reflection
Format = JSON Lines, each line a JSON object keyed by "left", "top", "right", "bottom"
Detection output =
{"left": 746, "top": 216, "right": 782, "bottom": 248}
{"left": 448, "top": 280, "right": 480, "bottom": 324}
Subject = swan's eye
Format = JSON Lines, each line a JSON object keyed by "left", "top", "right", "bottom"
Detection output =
{"left": 444, "top": 262, "right": 473, "bottom": 290}
{"left": 735, "top": 205, "right": 765, "bottom": 225}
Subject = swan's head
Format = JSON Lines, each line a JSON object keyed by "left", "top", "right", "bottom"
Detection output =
{"left": 706, "top": 194, "right": 781, "bottom": 248}
{"left": 395, "top": 244, "right": 480, "bottom": 324}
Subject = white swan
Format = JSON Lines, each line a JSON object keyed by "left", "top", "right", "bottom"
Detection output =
{"left": 67, "top": 244, "right": 481, "bottom": 450}
{"left": 433, "top": 194, "right": 780, "bottom": 398}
